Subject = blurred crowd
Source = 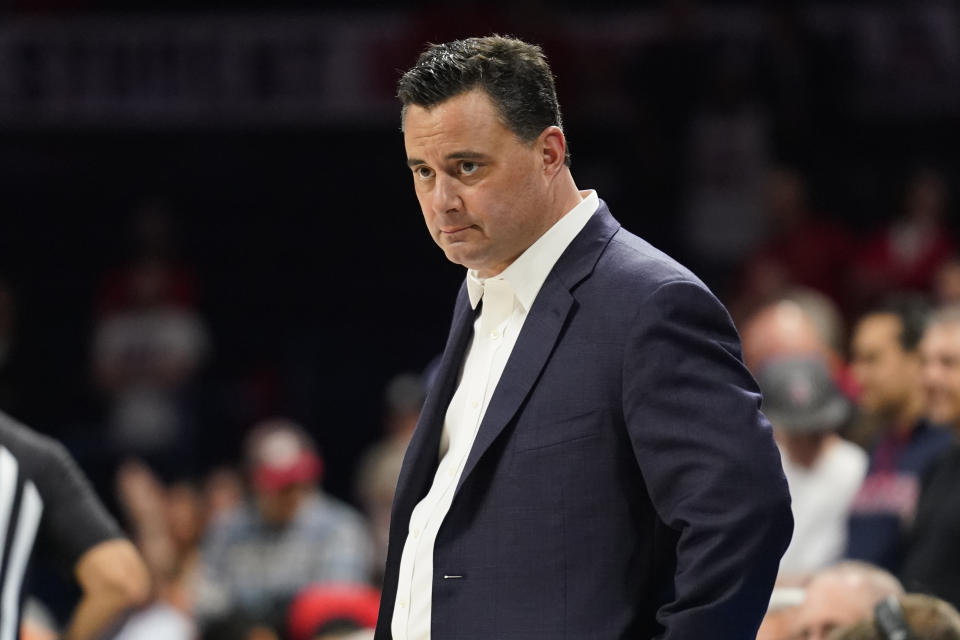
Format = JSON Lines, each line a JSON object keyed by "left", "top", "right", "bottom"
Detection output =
{"left": 739, "top": 169, "right": 960, "bottom": 637}
{"left": 0, "top": 3, "right": 958, "bottom": 638}
{"left": 5, "top": 202, "right": 422, "bottom": 640}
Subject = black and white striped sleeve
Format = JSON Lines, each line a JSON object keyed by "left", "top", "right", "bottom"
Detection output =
{"left": 0, "top": 413, "right": 123, "bottom": 640}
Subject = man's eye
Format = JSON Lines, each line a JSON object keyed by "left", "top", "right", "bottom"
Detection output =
{"left": 460, "top": 161, "right": 479, "bottom": 175}
{"left": 415, "top": 166, "right": 434, "bottom": 179}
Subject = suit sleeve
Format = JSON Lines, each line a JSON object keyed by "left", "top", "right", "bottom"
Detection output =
{"left": 622, "top": 279, "right": 793, "bottom": 639}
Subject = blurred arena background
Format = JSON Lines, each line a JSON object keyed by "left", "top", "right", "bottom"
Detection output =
{"left": 2, "top": 1, "right": 960, "bottom": 638}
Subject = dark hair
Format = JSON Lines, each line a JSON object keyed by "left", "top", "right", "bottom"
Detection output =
{"left": 864, "top": 294, "right": 932, "bottom": 352}
{"left": 397, "top": 35, "right": 571, "bottom": 166}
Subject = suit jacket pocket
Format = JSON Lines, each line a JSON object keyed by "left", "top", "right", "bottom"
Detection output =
{"left": 514, "top": 406, "right": 602, "bottom": 452}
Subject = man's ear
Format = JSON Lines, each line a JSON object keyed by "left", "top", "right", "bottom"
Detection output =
{"left": 538, "top": 126, "right": 567, "bottom": 176}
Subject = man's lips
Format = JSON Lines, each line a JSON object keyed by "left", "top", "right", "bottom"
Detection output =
{"left": 440, "top": 225, "right": 473, "bottom": 235}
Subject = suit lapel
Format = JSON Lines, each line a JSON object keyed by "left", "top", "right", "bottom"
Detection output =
{"left": 455, "top": 203, "right": 621, "bottom": 496}
{"left": 388, "top": 282, "right": 476, "bottom": 542}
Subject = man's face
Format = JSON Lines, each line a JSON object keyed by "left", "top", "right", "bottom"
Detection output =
{"left": 788, "top": 575, "right": 878, "bottom": 640}
{"left": 920, "top": 321, "right": 960, "bottom": 426}
{"left": 850, "top": 314, "right": 916, "bottom": 414}
{"left": 255, "top": 483, "right": 309, "bottom": 526}
{"left": 403, "top": 89, "right": 554, "bottom": 278}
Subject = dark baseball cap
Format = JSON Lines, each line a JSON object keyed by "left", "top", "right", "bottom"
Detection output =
{"left": 756, "top": 356, "right": 850, "bottom": 432}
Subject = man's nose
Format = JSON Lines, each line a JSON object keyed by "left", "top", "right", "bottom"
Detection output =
{"left": 432, "top": 173, "right": 462, "bottom": 215}
{"left": 810, "top": 626, "right": 831, "bottom": 640}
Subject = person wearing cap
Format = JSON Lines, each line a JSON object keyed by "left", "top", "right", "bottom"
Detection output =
{"left": 758, "top": 355, "right": 868, "bottom": 578}
{"left": 193, "top": 418, "right": 374, "bottom": 630}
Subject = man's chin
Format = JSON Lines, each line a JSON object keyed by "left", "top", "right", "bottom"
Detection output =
{"left": 442, "top": 251, "right": 470, "bottom": 268}
{"left": 928, "top": 406, "right": 959, "bottom": 427}
{"left": 856, "top": 395, "right": 880, "bottom": 414}
{"left": 441, "top": 247, "right": 481, "bottom": 270}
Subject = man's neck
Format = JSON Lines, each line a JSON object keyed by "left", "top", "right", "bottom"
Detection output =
{"left": 785, "top": 433, "right": 833, "bottom": 470}
{"left": 544, "top": 169, "right": 584, "bottom": 228}
{"left": 890, "top": 391, "right": 926, "bottom": 436}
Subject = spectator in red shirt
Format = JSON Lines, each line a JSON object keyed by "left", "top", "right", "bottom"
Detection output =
{"left": 731, "top": 167, "right": 854, "bottom": 321}
{"left": 851, "top": 168, "right": 954, "bottom": 308}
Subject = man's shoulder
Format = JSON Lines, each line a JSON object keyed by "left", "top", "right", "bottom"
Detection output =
{"left": 0, "top": 409, "right": 47, "bottom": 453}
{"left": 0, "top": 409, "right": 71, "bottom": 482}
{"left": 299, "top": 492, "right": 368, "bottom": 531}
{"left": 908, "top": 420, "right": 955, "bottom": 456}
{"left": 924, "top": 443, "right": 960, "bottom": 487}
{"left": 581, "top": 220, "right": 710, "bottom": 305}
{"left": 608, "top": 228, "right": 701, "bottom": 285}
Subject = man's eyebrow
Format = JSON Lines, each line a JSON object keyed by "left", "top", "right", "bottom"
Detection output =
{"left": 405, "top": 151, "right": 490, "bottom": 168}
{"left": 446, "top": 151, "right": 489, "bottom": 161}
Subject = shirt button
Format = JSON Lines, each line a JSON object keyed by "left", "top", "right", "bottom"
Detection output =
{"left": 412, "top": 528, "right": 420, "bottom": 538}
{"left": 471, "top": 400, "right": 480, "bottom": 409}
{"left": 447, "top": 469, "right": 455, "bottom": 479}
{"left": 490, "top": 329, "right": 500, "bottom": 339}
{"left": 400, "top": 599, "right": 407, "bottom": 609}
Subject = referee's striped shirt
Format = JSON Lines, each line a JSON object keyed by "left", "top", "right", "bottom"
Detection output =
{"left": 0, "top": 444, "right": 43, "bottom": 640}
{"left": 0, "top": 412, "right": 121, "bottom": 640}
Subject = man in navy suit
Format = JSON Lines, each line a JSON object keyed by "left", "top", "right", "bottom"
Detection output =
{"left": 376, "top": 36, "right": 793, "bottom": 640}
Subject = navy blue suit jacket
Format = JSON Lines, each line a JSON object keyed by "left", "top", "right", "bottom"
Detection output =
{"left": 375, "top": 203, "right": 792, "bottom": 639}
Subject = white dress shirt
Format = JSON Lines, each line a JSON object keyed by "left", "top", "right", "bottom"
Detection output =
{"left": 778, "top": 437, "right": 867, "bottom": 576}
{"left": 391, "top": 190, "right": 599, "bottom": 640}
